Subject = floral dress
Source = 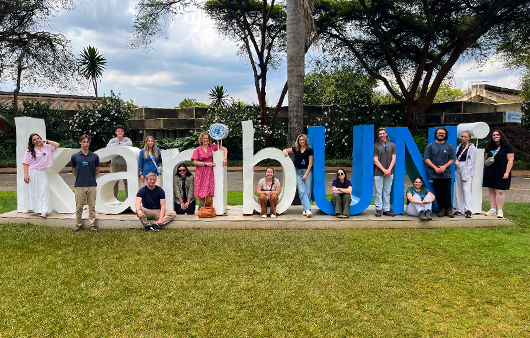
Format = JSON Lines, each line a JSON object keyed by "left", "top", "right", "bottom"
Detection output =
{"left": 191, "top": 144, "right": 219, "bottom": 198}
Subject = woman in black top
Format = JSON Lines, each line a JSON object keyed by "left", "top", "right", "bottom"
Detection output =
{"left": 283, "top": 134, "right": 314, "bottom": 217}
{"left": 482, "top": 129, "right": 514, "bottom": 218}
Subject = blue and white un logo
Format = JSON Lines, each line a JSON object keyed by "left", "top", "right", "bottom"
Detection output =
{"left": 209, "top": 123, "right": 229, "bottom": 140}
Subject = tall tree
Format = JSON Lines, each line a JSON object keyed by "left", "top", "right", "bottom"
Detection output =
{"left": 132, "top": 0, "right": 291, "bottom": 144}
{"left": 204, "top": 0, "right": 288, "bottom": 128}
{"left": 78, "top": 45, "right": 107, "bottom": 98}
{"left": 316, "top": 0, "right": 530, "bottom": 131}
{"left": 286, "top": 0, "right": 316, "bottom": 146}
{"left": 1, "top": 0, "right": 78, "bottom": 115}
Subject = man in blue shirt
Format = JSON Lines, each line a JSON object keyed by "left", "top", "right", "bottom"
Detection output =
{"left": 136, "top": 173, "right": 176, "bottom": 231}
{"left": 71, "top": 135, "right": 100, "bottom": 232}
{"left": 424, "top": 127, "right": 456, "bottom": 218}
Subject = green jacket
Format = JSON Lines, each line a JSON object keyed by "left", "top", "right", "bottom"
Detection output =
{"left": 173, "top": 174, "right": 194, "bottom": 204}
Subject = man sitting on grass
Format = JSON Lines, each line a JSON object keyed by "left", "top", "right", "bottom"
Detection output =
{"left": 136, "top": 173, "right": 176, "bottom": 231}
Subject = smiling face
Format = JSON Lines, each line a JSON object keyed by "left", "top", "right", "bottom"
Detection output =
{"left": 115, "top": 128, "right": 125, "bottom": 140}
{"left": 337, "top": 170, "right": 345, "bottom": 181}
{"left": 31, "top": 134, "right": 42, "bottom": 147}
{"left": 460, "top": 132, "right": 470, "bottom": 145}
{"left": 265, "top": 168, "right": 274, "bottom": 179}
{"left": 435, "top": 129, "right": 447, "bottom": 141}
{"left": 378, "top": 130, "right": 387, "bottom": 142}
{"left": 413, "top": 178, "right": 423, "bottom": 190}
{"left": 201, "top": 135, "right": 210, "bottom": 146}
{"left": 146, "top": 137, "right": 155, "bottom": 148}
{"left": 178, "top": 166, "right": 187, "bottom": 178}
{"left": 492, "top": 131, "right": 501, "bottom": 144}
{"left": 298, "top": 136, "right": 306, "bottom": 147}
{"left": 146, "top": 176, "right": 157, "bottom": 188}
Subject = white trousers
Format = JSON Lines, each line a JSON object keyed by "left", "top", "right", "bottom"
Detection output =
{"left": 406, "top": 193, "right": 432, "bottom": 216}
{"left": 453, "top": 166, "right": 473, "bottom": 213}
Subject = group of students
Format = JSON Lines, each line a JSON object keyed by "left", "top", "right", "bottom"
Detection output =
{"left": 21, "top": 125, "right": 514, "bottom": 230}
{"left": 257, "top": 127, "right": 515, "bottom": 220}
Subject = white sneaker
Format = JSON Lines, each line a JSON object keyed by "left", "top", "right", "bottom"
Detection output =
{"left": 497, "top": 210, "right": 504, "bottom": 218}
{"left": 262, "top": 215, "right": 267, "bottom": 218}
{"left": 302, "top": 210, "right": 307, "bottom": 216}
{"left": 485, "top": 209, "right": 497, "bottom": 216}
{"left": 271, "top": 214, "right": 276, "bottom": 218}
{"left": 306, "top": 210, "right": 312, "bottom": 217}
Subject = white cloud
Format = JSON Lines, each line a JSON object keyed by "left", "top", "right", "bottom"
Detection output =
{"left": 453, "top": 55, "right": 522, "bottom": 90}
{"left": 105, "top": 70, "right": 183, "bottom": 87}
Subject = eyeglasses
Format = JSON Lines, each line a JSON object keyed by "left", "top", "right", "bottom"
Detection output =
{"left": 178, "top": 169, "right": 187, "bottom": 172}
{"left": 338, "top": 172, "right": 345, "bottom": 176}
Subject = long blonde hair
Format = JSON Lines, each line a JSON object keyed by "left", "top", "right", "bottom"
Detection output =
{"left": 143, "top": 136, "right": 159, "bottom": 160}
{"left": 295, "top": 134, "right": 310, "bottom": 151}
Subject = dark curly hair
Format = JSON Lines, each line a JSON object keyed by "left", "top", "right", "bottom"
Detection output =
{"left": 487, "top": 129, "right": 510, "bottom": 149}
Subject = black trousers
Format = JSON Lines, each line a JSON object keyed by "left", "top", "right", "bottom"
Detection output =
{"left": 432, "top": 178, "right": 452, "bottom": 210}
{"left": 175, "top": 199, "right": 196, "bottom": 215}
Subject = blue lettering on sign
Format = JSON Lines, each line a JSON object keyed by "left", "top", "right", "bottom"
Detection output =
{"left": 309, "top": 125, "right": 457, "bottom": 215}
{"left": 310, "top": 125, "right": 374, "bottom": 215}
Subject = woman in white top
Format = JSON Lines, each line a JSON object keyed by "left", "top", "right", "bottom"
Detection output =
{"left": 22, "top": 133, "right": 59, "bottom": 217}
{"left": 257, "top": 167, "right": 281, "bottom": 218}
{"left": 453, "top": 131, "right": 477, "bottom": 218}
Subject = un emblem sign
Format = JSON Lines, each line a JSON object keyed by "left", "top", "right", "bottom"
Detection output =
{"left": 209, "top": 123, "right": 229, "bottom": 140}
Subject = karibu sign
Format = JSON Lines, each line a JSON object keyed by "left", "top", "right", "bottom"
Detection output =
{"left": 15, "top": 117, "right": 487, "bottom": 216}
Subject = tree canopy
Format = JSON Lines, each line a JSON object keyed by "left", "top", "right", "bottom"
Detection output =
{"left": 315, "top": 0, "right": 530, "bottom": 131}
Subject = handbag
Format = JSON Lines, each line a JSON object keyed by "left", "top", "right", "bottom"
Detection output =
{"left": 197, "top": 203, "right": 216, "bottom": 218}
{"left": 484, "top": 146, "right": 500, "bottom": 167}
{"left": 149, "top": 152, "right": 162, "bottom": 174}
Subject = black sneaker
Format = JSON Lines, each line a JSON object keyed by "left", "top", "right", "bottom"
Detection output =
{"left": 143, "top": 225, "right": 151, "bottom": 232}
{"left": 465, "top": 210, "right": 472, "bottom": 218}
{"left": 150, "top": 224, "right": 160, "bottom": 232}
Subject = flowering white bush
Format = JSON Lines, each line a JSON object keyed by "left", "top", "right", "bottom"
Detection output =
{"left": 71, "top": 90, "right": 135, "bottom": 149}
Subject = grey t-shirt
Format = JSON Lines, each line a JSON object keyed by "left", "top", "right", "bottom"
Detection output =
{"left": 424, "top": 141, "right": 455, "bottom": 179}
{"left": 107, "top": 136, "right": 132, "bottom": 165}
{"left": 374, "top": 141, "right": 396, "bottom": 176}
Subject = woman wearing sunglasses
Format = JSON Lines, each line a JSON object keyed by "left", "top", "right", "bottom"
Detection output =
{"left": 331, "top": 169, "right": 352, "bottom": 218}
{"left": 173, "top": 162, "right": 196, "bottom": 214}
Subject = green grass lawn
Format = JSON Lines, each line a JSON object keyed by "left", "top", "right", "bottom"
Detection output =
{"left": 1, "top": 192, "right": 530, "bottom": 336}
{"left": 1, "top": 225, "right": 530, "bottom": 337}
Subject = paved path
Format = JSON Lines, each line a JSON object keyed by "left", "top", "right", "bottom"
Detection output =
{"left": 1, "top": 167, "right": 529, "bottom": 202}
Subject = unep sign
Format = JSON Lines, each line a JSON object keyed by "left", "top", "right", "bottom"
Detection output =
{"left": 15, "top": 117, "right": 487, "bottom": 217}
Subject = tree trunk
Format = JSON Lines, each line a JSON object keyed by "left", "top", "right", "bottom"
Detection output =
{"left": 287, "top": 0, "right": 305, "bottom": 148}
{"left": 13, "top": 58, "right": 24, "bottom": 117}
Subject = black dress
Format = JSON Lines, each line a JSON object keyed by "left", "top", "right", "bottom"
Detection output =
{"left": 482, "top": 144, "right": 514, "bottom": 190}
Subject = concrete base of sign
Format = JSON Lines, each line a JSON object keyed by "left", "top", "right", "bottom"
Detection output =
{"left": 0, "top": 205, "right": 519, "bottom": 230}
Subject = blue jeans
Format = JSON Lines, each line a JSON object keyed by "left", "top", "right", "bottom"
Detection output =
{"left": 296, "top": 168, "right": 312, "bottom": 211}
{"left": 374, "top": 174, "right": 393, "bottom": 211}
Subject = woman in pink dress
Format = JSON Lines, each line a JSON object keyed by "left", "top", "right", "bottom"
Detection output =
{"left": 191, "top": 131, "right": 228, "bottom": 206}
{"left": 22, "top": 133, "right": 60, "bottom": 217}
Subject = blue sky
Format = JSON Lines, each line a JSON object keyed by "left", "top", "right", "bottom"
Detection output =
{"left": 1, "top": 0, "right": 522, "bottom": 108}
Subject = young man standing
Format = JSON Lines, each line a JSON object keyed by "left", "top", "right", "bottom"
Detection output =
{"left": 71, "top": 135, "right": 100, "bottom": 232}
{"left": 106, "top": 125, "right": 132, "bottom": 198}
{"left": 424, "top": 127, "right": 456, "bottom": 218}
{"left": 136, "top": 173, "right": 176, "bottom": 231}
{"left": 373, "top": 127, "right": 396, "bottom": 217}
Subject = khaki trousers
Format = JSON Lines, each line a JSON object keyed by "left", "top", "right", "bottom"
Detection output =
{"left": 75, "top": 186, "right": 97, "bottom": 227}
{"left": 137, "top": 207, "right": 176, "bottom": 226}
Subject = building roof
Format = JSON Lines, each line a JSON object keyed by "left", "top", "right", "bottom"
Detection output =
{"left": 0, "top": 91, "right": 98, "bottom": 110}
{"left": 454, "top": 84, "right": 521, "bottom": 103}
